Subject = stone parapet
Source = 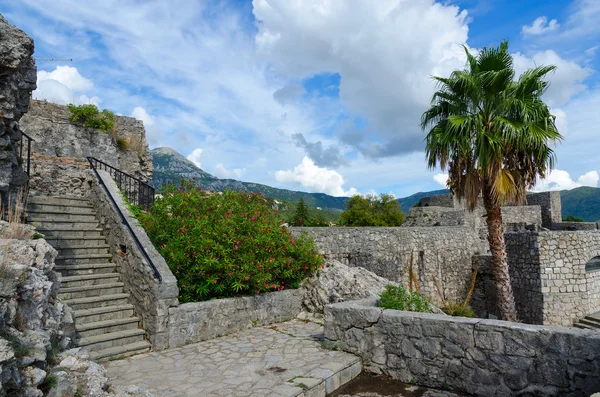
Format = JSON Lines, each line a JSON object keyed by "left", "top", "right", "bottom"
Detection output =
{"left": 167, "top": 289, "right": 302, "bottom": 348}
{"left": 324, "top": 298, "right": 600, "bottom": 397}
{"left": 88, "top": 169, "right": 179, "bottom": 350}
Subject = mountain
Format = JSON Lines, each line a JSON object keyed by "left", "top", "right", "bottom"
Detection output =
{"left": 150, "top": 147, "right": 600, "bottom": 220}
{"left": 560, "top": 186, "right": 600, "bottom": 222}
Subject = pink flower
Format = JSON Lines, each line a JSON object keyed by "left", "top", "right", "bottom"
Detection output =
{"left": 245, "top": 276, "right": 249, "bottom": 281}
{"left": 234, "top": 245, "right": 238, "bottom": 250}
{"left": 269, "top": 258, "right": 274, "bottom": 263}
{"left": 162, "top": 244, "right": 167, "bottom": 248}
{"left": 291, "top": 238, "right": 295, "bottom": 243}
{"left": 251, "top": 216, "right": 257, "bottom": 221}
{"left": 321, "top": 264, "right": 325, "bottom": 269}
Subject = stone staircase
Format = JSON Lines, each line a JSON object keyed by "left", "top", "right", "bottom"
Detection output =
{"left": 574, "top": 312, "right": 600, "bottom": 330}
{"left": 27, "top": 195, "right": 151, "bottom": 361}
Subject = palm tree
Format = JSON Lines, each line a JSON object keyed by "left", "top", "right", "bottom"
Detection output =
{"left": 421, "top": 41, "right": 562, "bottom": 321}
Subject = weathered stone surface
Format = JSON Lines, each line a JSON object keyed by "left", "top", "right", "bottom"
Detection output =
{"left": 292, "top": 227, "right": 481, "bottom": 308}
{"left": 88, "top": 169, "right": 179, "bottom": 350}
{"left": 301, "top": 260, "right": 395, "bottom": 313}
{"left": 20, "top": 100, "right": 153, "bottom": 197}
{"left": 167, "top": 289, "right": 302, "bottom": 348}
{"left": 325, "top": 299, "right": 600, "bottom": 397}
{"left": 0, "top": 14, "right": 36, "bottom": 195}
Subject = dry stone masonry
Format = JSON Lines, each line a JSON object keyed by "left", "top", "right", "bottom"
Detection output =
{"left": 324, "top": 298, "right": 600, "bottom": 397}
{"left": 20, "top": 100, "right": 153, "bottom": 198}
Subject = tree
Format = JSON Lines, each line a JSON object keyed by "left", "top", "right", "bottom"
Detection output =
{"left": 421, "top": 41, "right": 562, "bottom": 321}
{"left": 340, "top": 193, "right": 405, "bottom": 226}
{"left": 291, "top": 197, "right": 310, "bottom": 226}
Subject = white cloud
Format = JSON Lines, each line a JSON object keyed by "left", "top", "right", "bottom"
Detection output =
{"left": 433, "top": 173, "right": 449, "bottom": 188}
{"left": 275, "top": 157, "right": 357, "bottom": 196}
{"left": 187, "top": 148, "right": 204, "bottom": 169}
{"left": 214, "top": 163, "right": 245, "bottom": 179}
{"left": 33, "top": 65, "right": 99, "bottom": 105}
{"left": 253, "top": 0, "right": 470, "bottom": 157}
{"left": 522, "top": 16, "right": 560, "bottom": 36}
{"left": 130, "top": 106, "right": 161, "bottom": 146}
{"left": 534, "top": 169, "right": 599, "bottom": 191}
{"left": 513, "top": 50, "right": 592, "bottom": 107}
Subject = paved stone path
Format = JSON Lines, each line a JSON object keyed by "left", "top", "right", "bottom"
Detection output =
{"left": 104, "top": 320, "right": 361, "bottom": 397}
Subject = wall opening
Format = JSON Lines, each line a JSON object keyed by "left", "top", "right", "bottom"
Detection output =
{"left": 585, "top": 256, "right": 600, "bottom": 272}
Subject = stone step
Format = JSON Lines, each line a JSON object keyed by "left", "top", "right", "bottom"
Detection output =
{"left": 89, "top": 341, "right": 151, "bottom": 362}
{"left": 27, "top": 203, "right": 95, "bottom": 214}
{"left": 579, "top": 318, "right": 600, "bottom": 329}
{"left": 585, "top": 311, "right": 600, "bottom": 322}
{"left": 55, "top": 263, "right": 117, "bottom": 276}
{"left": 58, "top": 245, "right": 110, "bottom": 256}
{"left": 574, "top": 323, "right": 597, "bottom": 330}
{"left": 78, "top": 329, "right": 146, "bottom": 351}
{"left": 59, "top": 283, "right": 124, "bottom": 300}
{"left": 45, "top": 236, "right": 108, "bottom": 248}
{"left": 28, "top": 196, "right": 92, "bottom": 207}
{"left": 76, "top": 317, "right": 141, "bottom": 338}
{"left": 75, "top": 304, "right": 135, "bottom": 323}
{"left": 56, "top": 253, "right": 112, "bottom": 265}
{"left": 29, "top": 220, "right": 99, "bottom": 230}
{"left": 28, "top": 211, "right": 98, "bottom": 223}
{"left": 60, "top": 273, "right": 121, "bottom": 288}
{"left": 36, "top": 228, "right": 104, "bottom": 238}
{"left": 62, "top": 293, "right": 130, "bottom": 310}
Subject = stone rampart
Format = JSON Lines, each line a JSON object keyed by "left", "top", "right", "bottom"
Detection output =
{"left": 526, "top": 191, "right": 562, "bottom": 228}
{"left": 324, "top": 298, "right": 600, "bottom": 397}
{"left": 167, "top": 289, "right": 302, "bottom": 348}
{"left": 20, "top": 100, "right": 153, "bottom": 197}
{"left": 291, "top": 227, "right": 481, "bottom": 306}
{"left": 88, "top": 169, "right": 179, "bottom": 349}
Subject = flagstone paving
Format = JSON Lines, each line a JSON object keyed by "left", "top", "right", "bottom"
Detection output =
{"left": 104, "top": 320, "right": 361, "bottom": 397}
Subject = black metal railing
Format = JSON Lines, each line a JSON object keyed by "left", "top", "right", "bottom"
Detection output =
{"left": 87, "top": 157, "right": 155, "bottom": 211}
{"left": 87, "top": 157, "right": 162, "bottom": 282}
{"left": 18, "top": 131, "right": 34, "bottom": 177}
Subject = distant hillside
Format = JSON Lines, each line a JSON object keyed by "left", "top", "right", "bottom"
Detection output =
{"left": 560, "top": 186, "right": 600, "bottom": 222}
{"left": 150, "top": 147, "right": 599, "bottom": 220}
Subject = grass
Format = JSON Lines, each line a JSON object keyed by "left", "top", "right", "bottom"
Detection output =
{"left": 379, "top": 285, "right": 431, "bottom": 312}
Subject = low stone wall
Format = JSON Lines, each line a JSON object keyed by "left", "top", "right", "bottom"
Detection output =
{"left": 403, "top": 207, "right": 465, "bottom": 227}
{"left": 324, "top": 298, "right": 600, "bottom": 397}
{"left": 292, "top": 227, "right": 482, "bottom": 307}
{"left": 551, "top": 222, "right": 598, "bottom": 231}
{"left": 167, "top": 289, "right": 302, "bottom": 348}
{"left": 89, "top": 169, "right": 179, "bottom": 350}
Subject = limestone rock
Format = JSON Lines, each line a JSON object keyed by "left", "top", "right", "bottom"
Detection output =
{"left": 301, "top": 260, "right": 396, "bottom": 313}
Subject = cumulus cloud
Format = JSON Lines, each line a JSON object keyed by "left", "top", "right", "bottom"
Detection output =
{"left": 433, "top": 173, "right": 449, "bottom": 188}
{"left": 130, "top": 106, "right": 161, "bottom": 146}
{"left": 292, "top": 133, "right": 348, "bottom": 168}
{"left": 273, "top": 84, "right": 306, "bottom": 106}
{"left": 534, "top": 169, "right": 599, "bottom": 191}
{"left": 275, "top": 157, "right": 357, "bottom": 196}
{"left": 513, "top": 50, "right": 591, "bottom": 107}
{"left": 254, "top": 0, "right": 470, "bottom": 158}
{"left": 214, "top": 163, "right": 245, "bottom": 179}
{"left": 33, "top": 65, "right": 100, "bottom": 105}
{"left": 187, "top": 148, "right": 204, "bottom": 169}
{"left": 522, "top": 16, "right": 560, "bottom": 36}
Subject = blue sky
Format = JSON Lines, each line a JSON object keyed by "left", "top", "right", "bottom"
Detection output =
{"left": 1, "top": 0, "right": 599, "bottom": 197}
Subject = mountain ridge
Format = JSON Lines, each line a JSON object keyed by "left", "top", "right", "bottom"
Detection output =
{"left": 150, "top": 147, "right": 600, "bottom": 221}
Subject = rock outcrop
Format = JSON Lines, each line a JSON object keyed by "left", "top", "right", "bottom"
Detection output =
{"left": 0, "top": 221, "right": 75, "bottom": 396}
{"left": 301, "top": 259, "right": 395, "bottom": 313}
{"left": 19, "top": 100, "right": 153, "bottom": 197}
{"left": 0, "top": 15, "right": 36, "bottom": 197}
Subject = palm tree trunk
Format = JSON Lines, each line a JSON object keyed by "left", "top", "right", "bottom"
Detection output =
{"left": 482, "top": 186, "right": 518, "bottom": 322}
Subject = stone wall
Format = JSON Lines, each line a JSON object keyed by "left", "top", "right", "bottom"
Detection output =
{"left": 473, "top": 231, "right": 600, "bottom": 326}
{"left": 291, "top": 227, "right": 482, "bottom": 306}
{"left": 403, "top": 207, "right": 465, "bottom": 227}
{"left": 550, "top": 222, "right": 598, "bottom": 231}
{"left": 324, "top": 298, "right": 600, "bottom": 397}
{"left": 526, "top": 191, "right": 562, "bottom": 228}
{"left": 20, "top": 100, "right": 153, "bottom": 198}
{"left": 88, "top": 169, "right": 179, "bottom": 350}
{"left": 167, "top": 289, "right": 302, "bottom": 348}
{"left": 0, "top": 15, "right": 36, "bottom": 200}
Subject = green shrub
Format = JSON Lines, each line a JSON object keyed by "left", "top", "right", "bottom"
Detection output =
{"left": 138, "top": 181, "right": 324, "bottom": 302}
{"left": 442, "top": 302, "right": 475, "bottom": 317}
{"left": 116, "top": 138, "right": 128, "bottom": 151}
{"left": 563, "top": 215, "right": 585, "bottom": 222}
{"left": 379, "top": 285, "right": 431, "bottom": 312}
{"left": 340, "top": 193, "right": 405, "bottom": 226}
{"left": 67, "top": 104, "right": 115, "bottom": 133}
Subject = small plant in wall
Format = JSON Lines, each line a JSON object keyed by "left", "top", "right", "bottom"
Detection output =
{"left": 379, "top": 285, "right": 432, "bottom": 313}
{"left": 67, "top": 104, "right": 115, "bottom": 133}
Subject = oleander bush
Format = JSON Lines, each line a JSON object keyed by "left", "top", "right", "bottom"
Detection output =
{"left": 138, "top": 181, "right": 324, "bottom": 302}
{"left": 379, "top": 285, "right": 432, "bottom": 312}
